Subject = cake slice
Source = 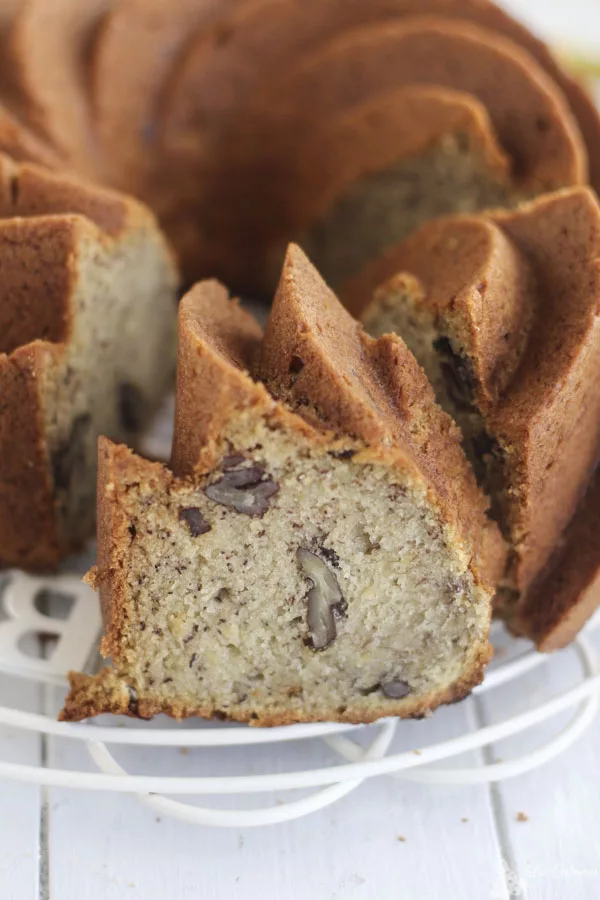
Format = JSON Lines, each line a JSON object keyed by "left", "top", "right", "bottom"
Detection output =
{"left": 0, "top": 153, "right": 177, "bottom": 570}
{"left": 360, "top": 187, "right": 600, "bottom": 649}
{"left": 60, "top": 245, "right": 503, "bottom": 724}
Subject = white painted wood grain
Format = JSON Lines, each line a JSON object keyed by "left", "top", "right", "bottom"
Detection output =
{"left": 41, "top": 686, "right": 507, "bottom": 900}
{"left": 0, "top": 674, "right": 41, "bottom": 900}
{"left": 475, "top": 626, "right": 600, "bottom": 900}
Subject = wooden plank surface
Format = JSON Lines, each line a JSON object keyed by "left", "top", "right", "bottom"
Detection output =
{"left": 0, "top": 674, "right": 42, "bottom": 900}
{"left": 42, "top": 688, "right": 508, "bottom": 900}
{"left": 475, "top": 627, "right": 600, "bottom": 900}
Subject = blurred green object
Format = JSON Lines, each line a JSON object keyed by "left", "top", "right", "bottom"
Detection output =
{"left": 557, "top": 45, "right": 600, "bottom": 84}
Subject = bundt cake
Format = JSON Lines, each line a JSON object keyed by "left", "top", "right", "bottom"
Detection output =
{"left": 59, "top": 245, "right": 504, "bottom": 724}
{"left": 0, "top": 152, "right": 177, "bottom": 571}
{"left": 0, "top": 0, "right": 595, "bottom": 291}
{"left": 359, "top": 187, "right": 600, "bottom": 650}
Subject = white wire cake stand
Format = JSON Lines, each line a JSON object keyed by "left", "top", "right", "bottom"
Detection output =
{"left": 1, "top": 397, "right": 599, "bottom": 829}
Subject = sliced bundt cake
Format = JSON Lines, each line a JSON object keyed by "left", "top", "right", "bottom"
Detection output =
{"left": 360, "top": 187, "right": 600, "bottom": 649}
{"left": 59, "top": 245, "right": 504, "bottom": 724}
{"left": 0, "top": 153, "right": 177, "bottom": 571}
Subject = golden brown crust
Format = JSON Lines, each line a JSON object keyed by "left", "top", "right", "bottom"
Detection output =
{"left": 0, "top": 102, "right": 63, "bottom": 168}
{"left": 355, "top": 215, "right": 537, "bottom": 408}
{"left": 0, "top": 0, "right": 596, "bottom": 292}
{"left": 0, "top": 343, "right": 64, "bottom": 570}
{"left": 0, "top": 214, "right": 79, "bottom": 353}
{"left": 511, "top": 466, "right": 600, "bottom": 652}
{"left": 170, "top": 281, "right": 269, "bottom": 477}
{"left": 488, "top": 189, "right": 600, "bottom": 595}
{"left": 93, "top": 0, "right": 239, "bottom": 190}
{"left": 259, "top": 244, "right": 506, "bottom": 591}
{"left": 163, "top": 0, "right": 590, "bottom": 188}
{"left": 0, "top": 214, "right": 101, "bottom": 570}
{"left": 92, "top": 439, "right": 153, "bottom": 660}
{"left": 261, "top": 17, "right": 585, "bottom": 191}
{"left": 0, "top": 151, "right": 135, "bottom": 236}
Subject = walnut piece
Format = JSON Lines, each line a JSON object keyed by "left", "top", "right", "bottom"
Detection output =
{"left": 205, "top": 467, "right": 279, "bottom": 517}
{"left": 179, "top": 507, "right": 211, "bottom": 536}
{"left": 297, "top": 547, "right": 347, "bottom": 650}
{"left": 381, "top": 680, "right": 411, "bottom": 699}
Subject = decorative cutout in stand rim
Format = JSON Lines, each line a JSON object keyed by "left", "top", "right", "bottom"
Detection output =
{"left": 0, "top": 571, "right": 101, "bottom": 685}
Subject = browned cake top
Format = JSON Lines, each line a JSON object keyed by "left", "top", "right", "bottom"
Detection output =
{"left": 353, "top": 212, "right": 537, "bottom": 407}
{"left": 156, "top": 9, "right": 589, "bottom": 286}
{"left": 349, "top": 187, "right": 600, "bottom": 433}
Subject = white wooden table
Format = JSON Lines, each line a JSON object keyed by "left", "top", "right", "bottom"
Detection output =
{"left": 2, "top": 2, "right": 600, "bottom": 898}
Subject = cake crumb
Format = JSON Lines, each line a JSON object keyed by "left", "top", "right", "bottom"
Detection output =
{"left": 179, "top": 747, "right": 189, "bottom": 756}
{"left": 516, "top": 811, "right": 529, "bottom": 822}
{"left": 397, "top": 835, "right": 406, "bottom": 842}
{"left": 413, "top": 749, "right": 422, "bottom": 756}
{"left": 461, "top": 817, "right": 469, "bottom": 823}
